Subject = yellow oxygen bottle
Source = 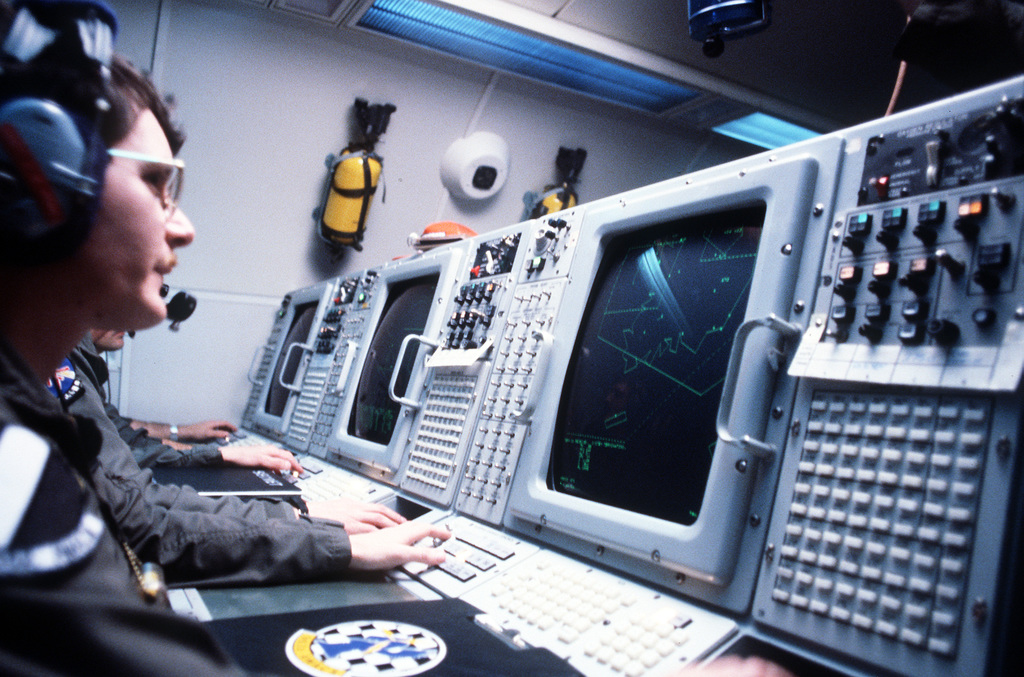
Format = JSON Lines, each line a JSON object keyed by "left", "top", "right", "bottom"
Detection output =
{"left": 529, "top": 147, "right": 586, "bottom": 219}
{"left": 319, "top": 149, "right": 382, "bottom": 251}
{"left": 316, "top": 98, "right": 395, "bottom": 253}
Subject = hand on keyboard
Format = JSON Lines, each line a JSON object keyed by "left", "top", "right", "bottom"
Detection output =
{"left": 219, "top": 444, "right": 303, "bottom": 474}
{"left": 306, "top": 496, "right": 405, "bottom": 534}
{"left": 176, "top": 419, "right": 238, "bottom": 442}
{"left": 348, "top": 521, "right": 452, "bottom": 571}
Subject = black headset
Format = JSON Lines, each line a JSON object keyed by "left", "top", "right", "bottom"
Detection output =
{"left": 0, "top": 0, "right": 117, "bottom": 266}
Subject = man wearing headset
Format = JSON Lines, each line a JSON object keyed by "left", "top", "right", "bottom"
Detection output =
{"left": 0, "top": 1, "right": 450, "bottom": 672}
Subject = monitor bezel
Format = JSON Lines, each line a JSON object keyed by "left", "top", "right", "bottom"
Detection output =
{"left": 247, "top": 281, "right": 337, "bottom": 439}
{"left": 506, "top": 143, "right": 841, "bottom": 613}
{"left": 326, "top": 245, "right": 465, "bottom": 480}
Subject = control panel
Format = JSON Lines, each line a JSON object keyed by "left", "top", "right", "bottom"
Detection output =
{"left": 396, "top": 213, "right": 582, "bottom": 515}
{"left": 456, "top": 211, "right": 580, "bottom": 524}
{"left": 790, "top": 100, "right": 1024, "bottom": 392}
{"left": 308, "top": 273, "right": 375, "bottom": 461}
{"left": 757, "top": 83, "right": 1024, "bottom": 677}
{"left": 241, "top": 280, "right": 343, "bottom": 448}
{"left": 283, "top": 280, "right": 353, "bottom": 452}
{"left": 397, "top": 229, "right": 528, "bottom": 508}
{"left": 228, "top": 78, "right": 1024, "bottom": 677}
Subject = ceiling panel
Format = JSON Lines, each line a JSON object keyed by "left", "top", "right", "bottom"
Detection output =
{"left": 505, "top": 0, "right": 950, "bottom": 128}
{"left": 261, "top": 0, "right": 953, "bottom": 131}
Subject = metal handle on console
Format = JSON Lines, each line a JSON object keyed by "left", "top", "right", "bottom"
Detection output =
{"left": 716, "top": 313, "right": 802, "bottom": 458}
{"left": 511, "top": 329, "right": 554, "bottom": 423}
{"left": 388, "top": 334, "right": 439, "bottom": 410}
{"left": 247, "top": 344, "right": 269, "bottom": 384}
{"left": 277, "top": 341, "right": 314, "bottom": 392}
{"left": 334, "top": 340, "right": 360, "bottom": 394}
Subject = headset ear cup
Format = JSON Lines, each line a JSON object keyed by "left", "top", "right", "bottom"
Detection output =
{"left": 0, "top": 97, "right": 106, "bottom": 266}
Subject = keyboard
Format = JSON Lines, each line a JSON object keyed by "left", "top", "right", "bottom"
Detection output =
{"left": 460, "top": 546, "right": 737, "bottom": 677}
{"left": 403, "top": 514, "right": 737, "bottom": 677}
{"left": 293, "top": 455, "right": 393, "bottom": 504}
{"left": 220, "top": 429, "right": 393, "bottom": 505}
{"left": 766, "top": 389, "right": 989, "bottom": 659}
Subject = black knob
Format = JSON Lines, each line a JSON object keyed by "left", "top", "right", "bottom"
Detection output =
{"left": 899, "top": 274, "right": 930, "bottom": 295}
{"left": 912, "top": 225, "right": 937, "bottom": 244}
{"left": 973, "top": 269, "right": 1002, "bottom": 291}
{"left": 953, "top": 218, "right": 979, "bottom": 239}
{"left": 858, "top": 324, "right": 884, "bottom": 343}
{"left": 926, "top": 319, "right": 960, "bottom": 345}
{"left": 935, "top": 249, "right": 966, "bottom": 276}
{"left": 867, "top": 280, "right": 892, "bottom": 298}
{"left": 842, "top": 236, "right": 865, "bottom": 255}
{"left": 991, "top": 188, "right": 1016, "bottom": 211}
{"left": 835, "top": 283, "right": 858, "bottom": 302}
{"left": 876, "top": 231, "right": 900, "bottom": 250}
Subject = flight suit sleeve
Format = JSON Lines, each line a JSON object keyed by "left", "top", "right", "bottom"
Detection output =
{"left": 62, "top": 341, "right": 354, "bottom": 585}
{"left": 91, "top": 421, "right": 353, "bottom": 587}
{"left": 106, "top": 400, "right": 224, "bottom": 468}
{"left": 65, "top": 365, "right": 352, "bottom": 586}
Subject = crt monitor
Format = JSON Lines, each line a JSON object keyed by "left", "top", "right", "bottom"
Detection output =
{"left": 349, "top": 275, "right": 438, "bottom": 445}
{"left": 327, "top": 247, "right": 463, "bottom": 478}
{"left": 247, "top": 281, "right": 336, "bottom": 438}
{"left": 506, "top": 145, "right": 838, "bottom": 613}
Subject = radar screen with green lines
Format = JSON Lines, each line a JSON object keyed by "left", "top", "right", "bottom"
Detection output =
{"left": 550, "top": 203, "right": 765, "bottom": 525}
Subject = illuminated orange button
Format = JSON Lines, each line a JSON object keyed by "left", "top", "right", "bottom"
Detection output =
{"left": 958, "top": 195, "right": 988, "bottom": 218}
{"left": 872, "top": 260, "right": 898, "bottom": 280}
{"left": 839, "top": 265, "right": 862, "bottom": 282}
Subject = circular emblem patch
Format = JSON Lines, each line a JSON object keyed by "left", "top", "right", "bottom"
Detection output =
{"left": 285, "top": 620, "right": 447, "bottom": 676}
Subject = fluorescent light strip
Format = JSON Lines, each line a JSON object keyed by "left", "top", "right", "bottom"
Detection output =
{"left": 712, "top": 112, "right": 818, "bottom": 149}
{"left": 357, "top": 0, "right": 700, "bottom": 113}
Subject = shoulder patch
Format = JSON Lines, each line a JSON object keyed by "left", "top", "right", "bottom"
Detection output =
{"left": 46, "top": 357, "right": 84, "bottom": 406}
{"left": 0, "top": 424, "right": 103, "bottom": 577}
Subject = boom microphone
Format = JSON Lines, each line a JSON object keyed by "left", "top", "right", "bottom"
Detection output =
{"left": 161, "top": 283, "right": 196, "bottom": 331}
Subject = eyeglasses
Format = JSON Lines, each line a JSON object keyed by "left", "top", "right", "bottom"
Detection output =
{"left": 107, "top": 148, "right": 185, "bottom": 220}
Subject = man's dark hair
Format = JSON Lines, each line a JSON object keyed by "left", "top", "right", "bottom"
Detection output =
{"left": 104, "top": 56, "right": 185, "bottom": 154}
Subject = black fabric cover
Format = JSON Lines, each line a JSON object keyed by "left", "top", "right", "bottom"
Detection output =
{"left": 206, "top": 598, "right": 581, "bottom": 676}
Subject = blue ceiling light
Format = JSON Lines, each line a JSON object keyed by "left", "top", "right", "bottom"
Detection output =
{"left": 712, "top": 112, "right": 819, "bottom": 149}
{"left": 356, "top": 0, "right": 701, "bottom": 114}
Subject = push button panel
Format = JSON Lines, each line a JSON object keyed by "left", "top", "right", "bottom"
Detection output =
{"left": 757, "top": 388, "right": 999, "bottom": 676}
{"left": 796, "top": 176, "right": 1024, "bottom": 391}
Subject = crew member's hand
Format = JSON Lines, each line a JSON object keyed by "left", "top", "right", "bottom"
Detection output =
{"left": 307, "top": 496, "right": 406, "bottom": 534}
{"left": 668, "top": 657, "right": 797, "bottom": 677}
{"left": 348, "top": 521, "right": 451, "bottom": 571}
{"left": 178, "top": 419, "right": 238, "bottom": 441}
{"left": 220, "top": 444, "right": 303, "bottom": 473}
